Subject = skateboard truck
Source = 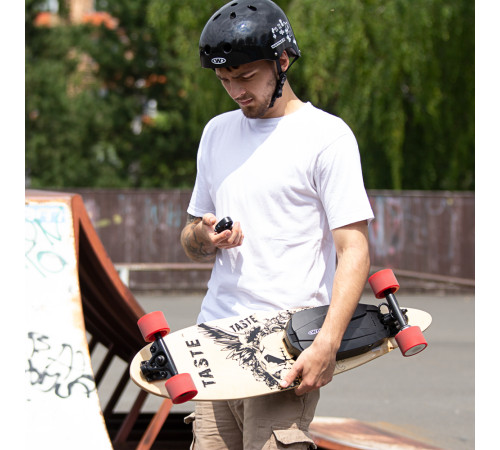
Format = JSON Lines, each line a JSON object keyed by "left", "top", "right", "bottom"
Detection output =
{"left": 377, "top": 298, "right": 408, "bottom": 334}
{"left": 369, "top": 269, "right": 428, "bottom": 357}
{"left": 284, "top": 270, "right": 428, "bottom": 359}
{"left": 140, "top": 332, "right": 178, "bottom": 382}
{"left": 137, "top": 311, "right": 198, "bottom": 404}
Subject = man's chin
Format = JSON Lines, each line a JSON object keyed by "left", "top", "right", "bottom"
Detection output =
{"left": 240, "top": 103, "right": 269, "bottom": 119}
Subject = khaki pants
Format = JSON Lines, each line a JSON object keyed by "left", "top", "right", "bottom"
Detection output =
{"left": 184, "top": 389, "right": 319, "bottom": 450}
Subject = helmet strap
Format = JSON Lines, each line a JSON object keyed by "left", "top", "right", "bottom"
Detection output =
{"left": 268, "top": 56, "right": 299, "bottom": 109}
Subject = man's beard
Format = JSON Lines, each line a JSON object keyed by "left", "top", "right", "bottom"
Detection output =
{"left": 239, "top": 77, "right": 277, "bottom": 119}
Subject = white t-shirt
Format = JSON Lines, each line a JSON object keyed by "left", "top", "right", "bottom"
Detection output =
{"left": 188, "top": 102, "right": 374, "bottom": 323}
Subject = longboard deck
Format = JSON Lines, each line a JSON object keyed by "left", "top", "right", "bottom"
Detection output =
{"left": 130, "top": 307, "right": 432, "bottom": 402}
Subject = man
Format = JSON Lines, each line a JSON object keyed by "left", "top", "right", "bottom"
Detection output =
{"left": 181, "top": 1, "right": 374, "bottom": 448}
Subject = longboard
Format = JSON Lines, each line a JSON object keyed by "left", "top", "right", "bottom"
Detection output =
{"left": 130, "top": 305, "right": 431, "bottom": 403}
{"left": 130, "top": 269, "right": 431, "bottom": 403}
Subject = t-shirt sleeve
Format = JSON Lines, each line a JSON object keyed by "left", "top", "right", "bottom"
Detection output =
{"left": 187, "top": 125, "right": 216, "bottom": 217}
{"left": 314, "top": 125, "right": 374, "bottom": 230}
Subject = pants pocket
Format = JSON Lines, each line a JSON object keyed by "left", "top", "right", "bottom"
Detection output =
{"left": 270, "top": 427, "right": 317, "bottom": 449}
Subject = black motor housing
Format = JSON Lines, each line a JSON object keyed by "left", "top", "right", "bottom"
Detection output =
{"left": 284, "top": 304, "right": 391, "bottom": 360}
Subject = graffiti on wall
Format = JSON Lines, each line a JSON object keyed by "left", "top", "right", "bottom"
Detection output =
{"left": 73, "top": 190, "right": 474, "bottom": 285}
{"left": 369, "top": 196, "right": 406, "bottom": 259}
{"left": 26, "top": 332, "right": 96, "bottom": 399}
{"left": 25, "top": 205, "right": 68, "bottom": 278}
{"left": 368, "top": 195, "right": 469, "bottom": 276}
{"left": 25, "top": 203, "right": 96, "bottom": 400}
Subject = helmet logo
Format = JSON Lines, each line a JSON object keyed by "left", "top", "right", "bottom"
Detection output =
{"left": 211, "top": 57, "right": 227, "bottom": 65}
{"left": 271, "top": 38, "right": 285, "bottom": 49}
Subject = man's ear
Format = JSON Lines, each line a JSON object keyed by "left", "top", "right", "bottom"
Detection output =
{"left": 279, "top": 51, "right": 290, "bottom": 72}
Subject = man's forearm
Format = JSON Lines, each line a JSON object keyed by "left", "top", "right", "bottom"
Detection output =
{"left": 322, "top": 246, "right": 370, "bottom": 347}
{"left": 279, "top": 222, "right": 370, "bottom": 394}
{"left": 180, "top": 216, "right": 217, "bottom": 263}
{"left": 320, "top": 221, "right": 371, "bottom": 349}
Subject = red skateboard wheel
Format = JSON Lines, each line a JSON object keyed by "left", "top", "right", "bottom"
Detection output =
{"left": 369, "top": 269, "right": 400, "bottom": 299}
{"left": 138, "top": 311, "right": 170, "bottom": 342}
{"left": 165, "top": 373, "right": 198, "bottom": 404}
{"left": 395, "top": 326, "right": 428, "bottom": 357}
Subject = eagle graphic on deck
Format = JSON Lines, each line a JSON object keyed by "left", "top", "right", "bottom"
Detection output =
{"left": 198, "top": 311, "right": 296, "bottom": 389}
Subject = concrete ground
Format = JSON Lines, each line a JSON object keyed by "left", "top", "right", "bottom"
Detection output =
{"left": 94, "top": 290, "right": 474, "bottom": 450}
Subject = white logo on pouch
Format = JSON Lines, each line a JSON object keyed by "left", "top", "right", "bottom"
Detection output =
{"left": 308, "top": 328, "right": 321, "bottom": 336}
{"left": 211, "top": 57, "right": 226, "bottom": 65}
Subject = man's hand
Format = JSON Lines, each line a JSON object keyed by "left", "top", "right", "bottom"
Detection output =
{"left": 180, "top": 213, "right": 244, "bottom": 262}
{"left": 207, "top": 214, "right": 244, "bottom": 250}
{"left": 280, "top": 332, "right": 338, "bottom": 395}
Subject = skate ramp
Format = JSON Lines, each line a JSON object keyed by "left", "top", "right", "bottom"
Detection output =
{"left": 25, "top": 190, "right": 145, "bottom": 448}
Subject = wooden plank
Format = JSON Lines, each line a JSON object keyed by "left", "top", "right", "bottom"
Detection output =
{"left": 137, "top": 399, "right": 174, "bottom": 450}
{"left": 113, "top": 389, "right": 148, "bottom": 445}
{"left": 309, "top": 417, "right": 443, "bottom": 450}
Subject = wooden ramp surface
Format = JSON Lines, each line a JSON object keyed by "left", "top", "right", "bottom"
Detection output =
{"left": 25, "top": 190, "right": 146, "bottom": 448}
{"left": 26, "top": 192, "right": 113, "bottom": 447}
{"left": 309, "top": 417, "right": 444, "bottom": 450}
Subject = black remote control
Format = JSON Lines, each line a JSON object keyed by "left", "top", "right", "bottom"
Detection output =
{"left": 215, "top": 217, "right": 233, "bottom": 233}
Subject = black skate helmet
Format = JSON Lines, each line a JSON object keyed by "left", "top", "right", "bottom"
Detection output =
{"left": 199, "top": 0, "right": 301, "bottom": 107}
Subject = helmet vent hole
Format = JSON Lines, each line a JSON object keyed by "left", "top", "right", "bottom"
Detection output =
{"left": 231, "top": 2, "right": 238, "bottom": 5}
{"left": 223, "top": 43, "right": 232, "bottom": 54}
{"left": 212, "top": 13, "right": 221, "bottom": 21}
{"left": 230, "top": 12, "right": 236, "bottom": 19}
{"left": 248, "top": 5, "right": 257, "bottom": 11}
{"left": 204, "top": 45, "right": 211, "bottom": 55}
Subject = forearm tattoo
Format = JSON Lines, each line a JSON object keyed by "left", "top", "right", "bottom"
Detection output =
{"left": 181, "top": 215, "right": 216, "bottom": 262}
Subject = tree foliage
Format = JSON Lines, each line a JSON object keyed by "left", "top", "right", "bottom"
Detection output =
{"left": 26, "top": 0, "right": 474, "bottom": 190}
{"left": 288, "top": 0, "right": 474, "bottom": 190}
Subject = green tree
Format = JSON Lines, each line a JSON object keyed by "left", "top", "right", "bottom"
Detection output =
{"left": 289, "top": 0, "right": 474, "bottom": 190}
{"left": 26, "top": 0, "right": 205, "bottom": 188}
{"left": 27, "top": 0, "right": 126, "bottom": 187}
{"left": 26, "top": 0, "right": 473, "bottom": 191}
